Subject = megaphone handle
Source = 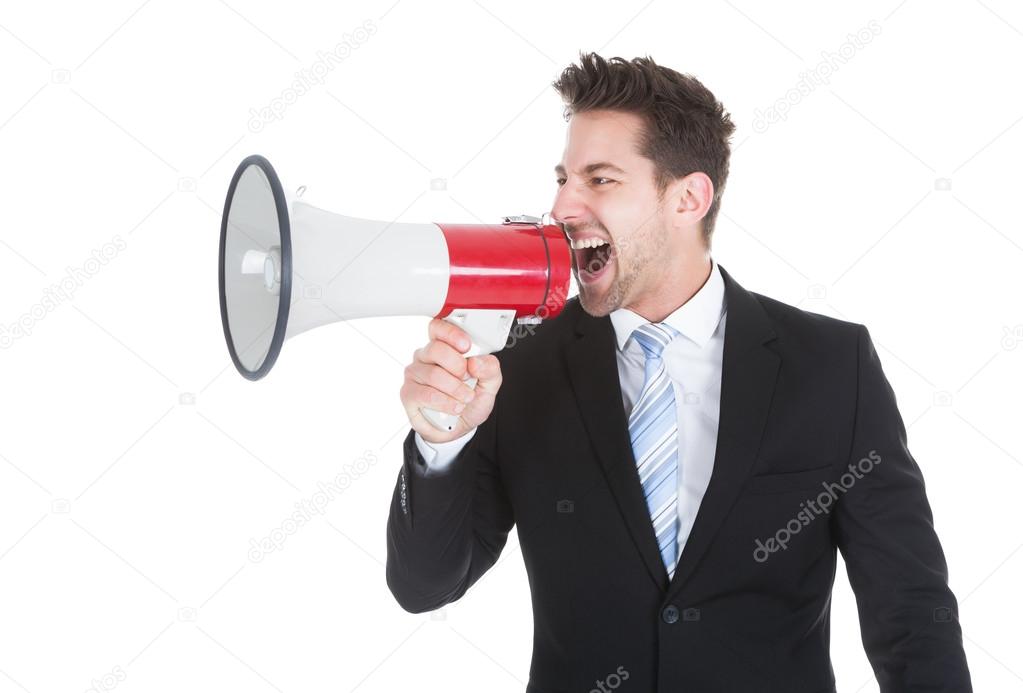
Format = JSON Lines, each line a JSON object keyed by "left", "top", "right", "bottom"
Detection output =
{"left": 419, "top": 309, "right": 516, "bottom": 433}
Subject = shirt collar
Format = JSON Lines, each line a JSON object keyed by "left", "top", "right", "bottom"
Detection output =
{"left": 609, "top": 257, "right": 726, "bottom": 352}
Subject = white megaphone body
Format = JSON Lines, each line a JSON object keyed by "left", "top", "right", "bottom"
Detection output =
{"left": 219, "top": 154, "right": 572, "bottom": 432}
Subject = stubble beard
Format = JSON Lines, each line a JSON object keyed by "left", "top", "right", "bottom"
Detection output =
{"left": 578, "top": 231, "right": 659, "bottom": 318}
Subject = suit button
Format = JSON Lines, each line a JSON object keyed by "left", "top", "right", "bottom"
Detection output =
{"left": 661, "top": 605, "right": 680, "bottom": 624}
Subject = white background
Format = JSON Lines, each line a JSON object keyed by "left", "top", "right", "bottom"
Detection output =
{"left": 1, "top": 1, "right": 1021, "bottom": 691}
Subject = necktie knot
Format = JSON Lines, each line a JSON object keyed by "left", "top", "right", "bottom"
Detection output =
{"left": 631, "top": 322, "right": 681, "bottom": 361}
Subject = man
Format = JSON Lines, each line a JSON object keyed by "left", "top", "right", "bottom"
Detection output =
{"left": 387, "top": 52, "right": 972, "bottom": 692}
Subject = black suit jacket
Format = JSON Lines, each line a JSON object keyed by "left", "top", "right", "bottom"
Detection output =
{"left": 386, "top": 264, "right": 972, "bottom": 693}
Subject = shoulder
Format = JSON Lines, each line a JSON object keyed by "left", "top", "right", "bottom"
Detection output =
{"left": 747, "top": 290, "right": 865, "bottom": 362}
{"left": 753, "top": 290, "right": 862, "bottom": 335}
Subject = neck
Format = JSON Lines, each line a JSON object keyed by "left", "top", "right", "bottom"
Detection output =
{"left": 624, "top": 250, "right": 712, "bottom": 323}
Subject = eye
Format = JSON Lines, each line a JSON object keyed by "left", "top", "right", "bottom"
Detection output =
{"left": 554, "top": 176, "right": 614, "bottom": 187}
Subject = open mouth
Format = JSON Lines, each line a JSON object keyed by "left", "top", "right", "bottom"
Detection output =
{"left": 570, "top": 237, "right": 614, "bottom": 283}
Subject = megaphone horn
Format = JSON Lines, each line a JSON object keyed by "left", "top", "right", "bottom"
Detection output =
{"left": 219, "top": 154, "right": 572, "bottom": 432}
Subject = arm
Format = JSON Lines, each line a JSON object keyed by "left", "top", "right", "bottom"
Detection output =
{"left": 833, "top": 324, "right": 972, "bottom": 692}
{"left": 385, "top": 403, "right": 514, "bottom": 613}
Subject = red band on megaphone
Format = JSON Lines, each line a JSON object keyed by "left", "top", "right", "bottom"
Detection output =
{"left": 436, "top": 222, "right": 571, "bottom": 320}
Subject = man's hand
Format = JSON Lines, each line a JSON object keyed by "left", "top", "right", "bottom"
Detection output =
{"left": 400, "top": 318, "right": 503, "bottom": 444}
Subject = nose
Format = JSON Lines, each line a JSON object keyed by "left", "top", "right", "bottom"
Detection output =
{"left": 550, "top": 181, "right": 587, "bottom": 229}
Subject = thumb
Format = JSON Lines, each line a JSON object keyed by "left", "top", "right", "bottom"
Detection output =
{"left": 466, "top": 355, "right": 482, "bottom": 380}
{"left": 467, "top": 354, "right": 501, "bottom": 394}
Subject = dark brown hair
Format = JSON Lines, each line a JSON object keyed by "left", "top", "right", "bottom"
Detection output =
{"left": 552, "top": 52, "right": 736, "bottom": 245}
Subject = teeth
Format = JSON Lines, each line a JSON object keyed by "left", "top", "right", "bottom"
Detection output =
{"left": 570, "top": 238, "right": 609, "bottom": 250}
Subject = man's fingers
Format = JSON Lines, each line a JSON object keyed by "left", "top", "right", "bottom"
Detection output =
{"left": 414, "top": 341, "right": 468, "bottom": 379}
{"left": 401, "top": 381, "right": 467, "bottom": 416}
{"left": 427, "top": 318, "right": 472, "bottom": 354}
{"left": 405, "top": 361, "right": 475, "bottom": 402}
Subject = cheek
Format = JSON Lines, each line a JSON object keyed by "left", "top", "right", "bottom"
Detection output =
{"left": 597, "top": 195, "right": 660, "bottom": 268}
{"left": 610, "top": 218, "right": 651, "bottom": 265}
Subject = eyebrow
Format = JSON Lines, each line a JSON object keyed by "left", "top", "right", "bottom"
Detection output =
{"left": 554, "top": 162, "right": 627, "bottom": 177}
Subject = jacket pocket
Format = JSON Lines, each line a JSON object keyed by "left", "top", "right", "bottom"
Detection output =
{"left": 744, "top": 465, "right": 836, "bottom": 495}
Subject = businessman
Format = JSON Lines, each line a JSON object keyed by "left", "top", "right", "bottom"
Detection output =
{"left": 387, "top": 52, "right": 972, "bottom": 692}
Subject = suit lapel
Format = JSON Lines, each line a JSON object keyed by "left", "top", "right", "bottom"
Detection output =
{"left": 564, "top": 264, "right": 780, "bottom": 594}
{"left": 668, "top": 265, "right": 780, "bottom": 596}
{"left": 565, "top": 307, "right": 670, "bottom": 589}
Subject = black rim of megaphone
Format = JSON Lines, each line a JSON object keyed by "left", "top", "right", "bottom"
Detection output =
{"left": 218, "top": 154, "right": 292, "bottom": 381}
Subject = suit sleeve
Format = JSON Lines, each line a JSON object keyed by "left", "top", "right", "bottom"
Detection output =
{"left": 385, "top": 396, "right": 514, "bottom": 613}
{"left": 833, "top": 324, "right": 972, "bottom": 692}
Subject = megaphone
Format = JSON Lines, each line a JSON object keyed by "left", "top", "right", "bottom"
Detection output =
{"left": 218, "top": 154, "right": 572, "bottom": 432}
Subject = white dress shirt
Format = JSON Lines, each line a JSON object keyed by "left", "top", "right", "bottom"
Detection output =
{"left": 414, "top": 258, "right": 727, "bottom": 560}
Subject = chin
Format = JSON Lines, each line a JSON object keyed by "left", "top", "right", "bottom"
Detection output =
{"left": 577, "top": 279, "right": 623, "bottom": 318}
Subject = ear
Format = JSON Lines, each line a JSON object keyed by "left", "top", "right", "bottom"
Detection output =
{"left": 675, "top": 171, "right": 714, "bottom": 222}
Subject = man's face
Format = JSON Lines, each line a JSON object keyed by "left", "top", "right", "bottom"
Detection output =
{"left": 552, "top": 109, "right": 671, "bottom": 317}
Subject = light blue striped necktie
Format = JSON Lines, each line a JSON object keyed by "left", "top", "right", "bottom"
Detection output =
{"left": 628, "top": 322, "right": 682, "bottom": 580}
